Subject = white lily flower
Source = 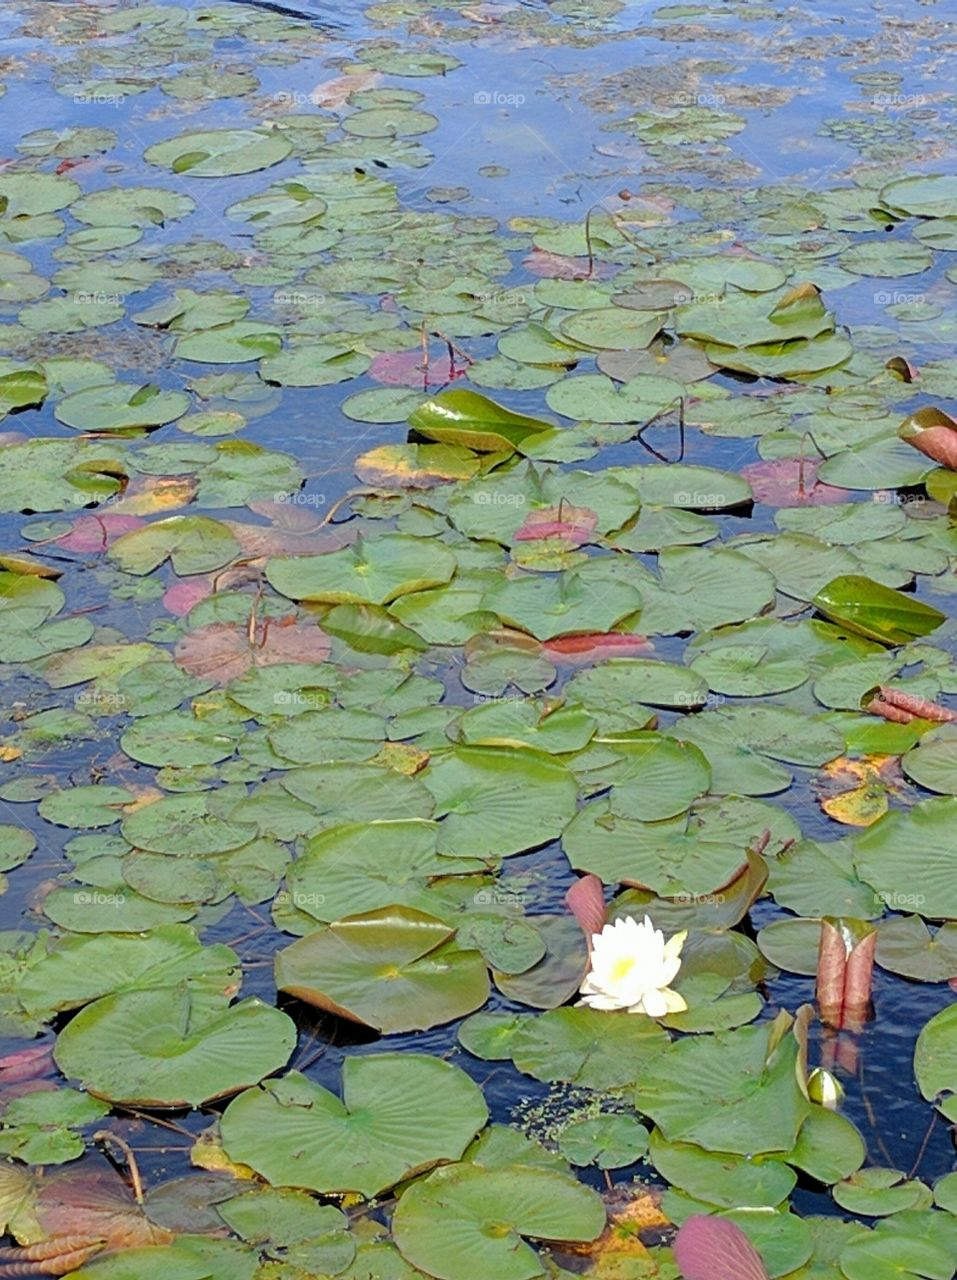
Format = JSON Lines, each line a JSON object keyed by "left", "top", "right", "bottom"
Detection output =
{"left": 579, "top": 915, "right": 688, "bottom": 1017}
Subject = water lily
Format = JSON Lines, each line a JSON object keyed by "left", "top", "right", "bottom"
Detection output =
{"left": 807, "top": 1067, "right": 845, "bottom": 1110}
{"left": 579, "top": 915, "right": 687, "bottom": 1017}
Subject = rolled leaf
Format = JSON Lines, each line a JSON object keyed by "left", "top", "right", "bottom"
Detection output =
{"left": 565, "top": 874, "right": 606, "bottom": 950}
{"left": 816, "top": 918, "right": 877, "bottom": 1030}
{"left": 865, "top": 684, "right": 957, "bottom": 725}
{"left": 899, "top": 406, "right": 957, "bottom": 471}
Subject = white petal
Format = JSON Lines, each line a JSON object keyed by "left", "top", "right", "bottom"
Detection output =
{"left": 638, "top": 988, "right": 669, "bottom": 1018}
{"left": 660, "top": 986, "right": 688, "bottom": 1014}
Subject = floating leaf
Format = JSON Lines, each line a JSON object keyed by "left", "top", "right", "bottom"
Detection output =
{"left": 55, "top": 383, "right": 190, "bottom": 432}
{"left": 813, "top": 576, "right": 946, "bottom": 646}
{"left": 220, "top": 1055, "right": 487, "bottom": 1198}
{"left": 145, "top": 128, "right": 292, "bottom": 177}
{"left": 54, "top": 989, "right": 295, "bottom": 1106}
{"left": 266, "top": 533, "right": 456, "bottom": 605}
{"left": 635, "top": 1015, "right": 811, "bottom": 1155}
{"left": 275, "top": 906, "right": 490, "bottom": 1033}
{"left": 408, "top": 389, "right": 553, "bottom": 453}
{"left": 392, "top": 1161, "right": 605, "bottom": 1280}
{"left": 423, "top": 744, "right": 578, "bottom": 857}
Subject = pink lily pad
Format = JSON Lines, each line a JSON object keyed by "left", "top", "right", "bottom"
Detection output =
{"left": 741, "top": 458, "right": 847, "bottom": 506}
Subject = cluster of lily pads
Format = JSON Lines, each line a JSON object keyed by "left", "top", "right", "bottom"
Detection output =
{"left": 1, "top": 0, "right": 957, "bottom": 1277}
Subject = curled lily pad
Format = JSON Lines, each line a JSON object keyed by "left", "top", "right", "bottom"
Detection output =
{"left": 813, "top": 576, "right": 946, "bottom": 646}
{"left": 408, "top": 389, "right": 553, "bottom": 454}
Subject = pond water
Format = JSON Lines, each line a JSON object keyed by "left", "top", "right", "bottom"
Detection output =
{"left": 1, "top": 0, "right": 957, "bottom": 1276}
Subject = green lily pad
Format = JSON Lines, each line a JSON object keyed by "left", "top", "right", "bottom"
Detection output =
{"left": 392, "top": 1160, "right": 605, "bottom": 1280}
{"left": 876, "top": 916, "right": 957, "bottom": 981}
{"left": 635, "top": 1015, "right": 811, "bottom": 1155}
{"left": 881, "top": 174, "right": 957, "bottom": 218}
{"left": 54, "top": 988, "right": 295, "bottom": 1106}
{"left": 174, "top": 321, "right": 282, "bottom": 364}
{"left": 507, "top": 1006, "right": 669, "bottom": 1089}
{"left": 853, "top": 798, "right": 957, "bottom": 920}
{"left": 408, "top": 389, "right": 553, "bottom": 454}
{"left": 558, "top": 1114, "right": 649, "bottom": 1169}
{"left": 481, "top": 560, "right": 643, "bottom": 641}
{"left": 266, "top": 533, "right": 455, "bottom": 605}
{"left": 70, "top": 186, "right": 195, "bottom": 227}
{"left": 55, "top": 382, "right": 190, "bottom": 432}
{"left": 343, "top": 107, "right": 438, "bottom": 138}
{"left": 220, "top": 1054, "right": 487, "bottom": 1198}
{"left": 109, "top": 517, "right": 239, "bottom": 576}
{"left": 546, "top": 373, "right": 682, "bottom": 424}
{"left": 275, "top": 905, "right": 490, "bottom": 1033}
{"left": 16, "top": 924, "right": 238, "bottom": 1019}
{"left": 145, "top": 128, "right": 292, "bottom": 176}
{"left": 260, "top": 343, "right": 371, "bottom": 386}
{"left": 902, "top": 724, "right": 957, "bottom": 794}
{"left": 422, "top": 744, "right": 578, "bottom": 858}
{"left": 649, "top": 1128, "right": 797, "bottom": 1209}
